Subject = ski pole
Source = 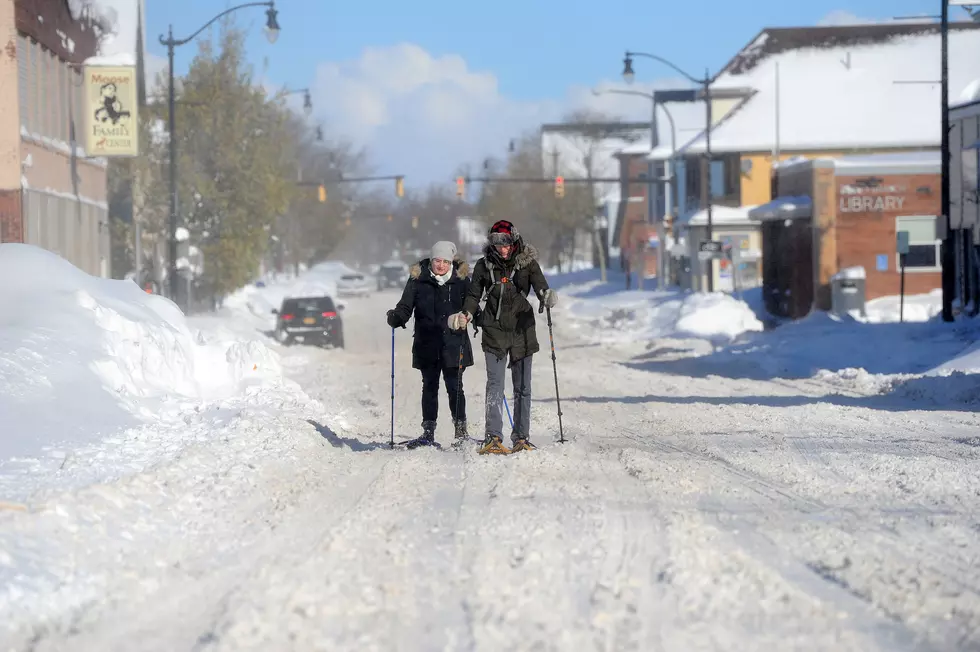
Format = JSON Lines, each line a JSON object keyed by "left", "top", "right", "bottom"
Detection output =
{"left": 545, "top": 306, "right": 565, "bottom": 443}
{"left": 454, "top": 339, "right": 464, "bottom": 428}
{"left": 503, "top": 395, "right": 514, "bottom": 429}
{"left": 390, "top": 327, "right": 395, "bottom": 449}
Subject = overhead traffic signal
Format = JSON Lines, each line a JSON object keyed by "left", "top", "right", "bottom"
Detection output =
{"left": 456, "top": 176, "right": 465, "bottom": 198}
{"left": 411, "top": 215, "right": 419, "bottom": 229}
{"left": 395, "top": 176, "right": 404, "bottom": 198}
{"left": 554, "top": 175, "right": 564, "bottom": 198}
{"left": 317, "top": 184, "right": 327, "bottom": 202}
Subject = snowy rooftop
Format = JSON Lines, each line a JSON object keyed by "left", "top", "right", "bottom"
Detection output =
{"left": 676, "top": 204, "right": 760, "bottom": 226}
{"left": 774, "top": 151, "right": 941, "bottom": 176}
{"left": 682, "top": 23, "right": 980, "bottom": 154}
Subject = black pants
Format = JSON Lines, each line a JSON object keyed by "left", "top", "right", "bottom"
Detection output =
{"left": 420, "top": 366, "right": 466, "bottom": 423}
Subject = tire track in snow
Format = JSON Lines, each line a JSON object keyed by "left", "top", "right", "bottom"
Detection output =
{"left": 609, "top": 425, "right": 978, "bottom": 651}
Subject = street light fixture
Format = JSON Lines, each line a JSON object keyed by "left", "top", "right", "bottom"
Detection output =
{"left": 159, "top": 1, "right": 280, "bottom": 308}
{"left": 622, "top": 49, "right": 716, "bottom": 291}
{"left": 264, "top": 5, "right": 280, "bottom": 43}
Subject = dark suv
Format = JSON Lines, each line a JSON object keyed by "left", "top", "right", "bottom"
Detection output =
{"left": 377, "top": 261, "right": 408, "bottom": 290}
{"left": 272, "top": 296, "right": 344, "bottom": 348}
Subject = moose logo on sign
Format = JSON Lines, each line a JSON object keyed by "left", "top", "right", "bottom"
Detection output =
{"left": 94, "top": 82, "right": 132, "bottom": 125}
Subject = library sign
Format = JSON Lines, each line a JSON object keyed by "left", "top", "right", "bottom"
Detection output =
{"left": 83, "top": 64, "right": 139, "bottom": 157}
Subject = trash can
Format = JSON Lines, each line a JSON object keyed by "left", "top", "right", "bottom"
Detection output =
{"left": 830, "top": 266, "right": 866, "bottom": 318}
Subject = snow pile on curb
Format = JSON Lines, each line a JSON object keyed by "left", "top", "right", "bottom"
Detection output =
{"left": 562, "top": 288, "right": 763, "bottom": 346}
{"left": 0, "top": 244, "right": 284, "bottom": 461}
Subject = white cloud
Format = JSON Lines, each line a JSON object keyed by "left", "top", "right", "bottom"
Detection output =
{"left": 309, "top": 43, "right": 692, "bottom": 185}
{"left": 817, "top": 10, "right": 879, "bottom": 26}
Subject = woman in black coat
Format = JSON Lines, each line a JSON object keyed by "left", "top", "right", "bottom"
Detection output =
{"left": 386, "top": 240, "right": 474, "bottom": 449}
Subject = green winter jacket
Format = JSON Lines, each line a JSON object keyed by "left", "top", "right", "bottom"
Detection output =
{"left": 462, "top": 238, "right": 550, "bottom": 364}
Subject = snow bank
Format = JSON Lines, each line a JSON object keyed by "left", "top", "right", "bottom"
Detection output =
{"left": 562, "top": 286, "right": 763, "bottom": 346}
{"left": 0, "top": 245, "right": 280, "bottom": 462}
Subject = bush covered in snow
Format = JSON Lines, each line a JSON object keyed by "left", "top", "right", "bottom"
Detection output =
{"left": 0, "top": 245, "right": 281, "bottom": 459}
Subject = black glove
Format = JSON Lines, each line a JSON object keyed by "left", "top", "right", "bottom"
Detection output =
{"left": 386, "top": 310, "right": 403, "bottom": 329}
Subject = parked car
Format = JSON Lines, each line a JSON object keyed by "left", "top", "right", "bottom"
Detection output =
{"left": 376, "top": 260, "right": 409, "bottom": 290}
{"left": 337, "top": 272, "right": 372, "bottom": 297}
{"left": 272, "top": 296, "right": 344, "bottom": 348}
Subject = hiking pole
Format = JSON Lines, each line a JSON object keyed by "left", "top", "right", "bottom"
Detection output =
{"left": 503, "top": 395, "right": 514, "bottom": 429}
{"left": 544, "top": 305, "right": 565, "bottom": 443}
{"left": 389, "top": 327, "right": 395, "bottom": 449}
{"left": 454, "top": 339, "right": 464, "bottom": 429}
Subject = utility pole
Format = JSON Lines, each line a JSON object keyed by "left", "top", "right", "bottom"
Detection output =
{"left": 941, "top": 0, "right": 955, "bottom": 321}
{"left": 704, "top": 69, "right": 714, "bottom": 293}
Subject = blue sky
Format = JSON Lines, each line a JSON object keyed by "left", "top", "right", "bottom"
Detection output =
{"left": 144, "top": 0, "right": 967, "bottom": 185}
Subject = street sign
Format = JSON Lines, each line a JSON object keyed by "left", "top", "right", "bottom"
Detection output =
{"left": 896, "top": 230, "right": 910, "bottom": 255}
{"left": 699, "top": 240, "right": 723, "bottom": 253}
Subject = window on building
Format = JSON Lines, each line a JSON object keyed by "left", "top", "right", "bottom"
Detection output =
{"left": 896, "top": 215, "right": 940, "bottom": 271}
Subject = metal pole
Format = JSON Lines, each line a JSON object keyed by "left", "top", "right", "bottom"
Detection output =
{"left": 704, "top": 71, "right": 714, "bottom": 292}
{"left": 941, "top": 0, "right": 955, "bottom": 321}
{"left": 166, "top": 28, "right": 179, "bottom": 305}
{"left": 649, "top": 97, "right": 663, "bottom": 290}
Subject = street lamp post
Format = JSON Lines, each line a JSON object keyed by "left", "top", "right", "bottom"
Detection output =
{"left": 159, "top": 2, "right": 280, "bottom": 308}
{"left": 624, "top": 51, "right": 715, "bottom": 291}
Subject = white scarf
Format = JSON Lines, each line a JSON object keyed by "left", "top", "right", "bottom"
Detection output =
{"left": 432, "top": 267, "right": 452, "bottom": 286}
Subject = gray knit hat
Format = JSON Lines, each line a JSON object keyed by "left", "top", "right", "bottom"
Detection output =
{"left": 430, "top": 240, "right": 457, "bottom": 262}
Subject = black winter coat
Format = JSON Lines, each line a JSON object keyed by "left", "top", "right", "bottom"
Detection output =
{"left": 389, "top": 258, "right": 475, "bottom": 370}
{"left": 462, "top": 238, "right": 549, "bottom": 363}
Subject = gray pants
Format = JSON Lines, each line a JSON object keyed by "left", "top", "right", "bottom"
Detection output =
{"left": 484, "top": 352, "right": 532, "bottom": 442}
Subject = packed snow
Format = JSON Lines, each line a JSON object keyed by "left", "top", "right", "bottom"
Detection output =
{"left": 1, "top": 256, "right": 979, "bottom": 651}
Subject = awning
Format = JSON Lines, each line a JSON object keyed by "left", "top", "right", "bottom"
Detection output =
{"left": 747, "top": 195, "right": 813, "bottom": 222}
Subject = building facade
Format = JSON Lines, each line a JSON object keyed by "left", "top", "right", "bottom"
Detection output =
{"left": 750, "top": 153, "right": 941, "bottom": 318}
{"left": 0, "top": 0, "right": 109, "bottom": 276}
{"left": 949, "top": 95, "right": 980, "bottom": 314}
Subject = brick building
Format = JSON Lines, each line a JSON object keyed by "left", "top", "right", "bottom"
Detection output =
{"left": 0, "top": 0, "right": 109, "bottom": 275}
{"left": 750, "top": 152, "right": 940, "bottom": 318}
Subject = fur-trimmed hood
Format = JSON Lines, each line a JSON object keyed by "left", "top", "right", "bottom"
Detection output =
{"left": 410, "top": 256, "right": 470, "bottom": 280}
{"left": 482, "top": 238, "right": 538, "bottom": 271}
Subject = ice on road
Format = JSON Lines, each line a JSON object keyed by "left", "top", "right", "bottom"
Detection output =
{"left": 3, "top": 287, "right": 980, "bottom": 651}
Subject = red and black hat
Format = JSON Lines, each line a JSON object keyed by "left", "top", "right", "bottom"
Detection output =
{"left": 488, "top": 219, "right": 518, "bottom": 246}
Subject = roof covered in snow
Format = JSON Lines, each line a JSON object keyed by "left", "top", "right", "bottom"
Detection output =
{"left": 682, "top": 23, "right": 980, "bottom": 154}
{"left": 677, "top": 204, "right": 760, "bottom": 227}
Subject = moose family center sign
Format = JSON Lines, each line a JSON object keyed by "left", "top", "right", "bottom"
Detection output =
{"left": 83, "top": 64, "right": 139, "bottom": 157}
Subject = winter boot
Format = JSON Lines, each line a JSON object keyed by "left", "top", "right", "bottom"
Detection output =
{"left": 478, "top": 434, "right": 511, "bottom": 455}
{"left": 405, "top": 420, "right": 437, "bottom": 449}
{"left": 451, "top": 420, "right": 469, "bottom": 449}
{"left": 511, "top": 436, "right": 536, "bottom": 453}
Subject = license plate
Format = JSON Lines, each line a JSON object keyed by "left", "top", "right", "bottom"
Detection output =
{"left": 303, "top": 317, "right": 316, "bottom": 324}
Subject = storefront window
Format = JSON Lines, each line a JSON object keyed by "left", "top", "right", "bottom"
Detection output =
{"left": 896, "top": 215, "right": 940, "bottom": 271}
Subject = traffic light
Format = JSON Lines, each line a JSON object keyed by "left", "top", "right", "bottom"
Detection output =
{"left": 455, "top": 176, "right": 465, "bottom": 198}
{"left": 317, "top": 184, "right": 327, "bottom": 202}
{"left": 554, "top": 175, "right": 564, "bottom": 198}
{"left": 411, "top": 215, "right": 419, "bottom": 229}
{"left": 395, "top": 177, "right": 404, "bottom": 198}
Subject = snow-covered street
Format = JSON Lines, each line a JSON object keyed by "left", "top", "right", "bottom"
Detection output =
{"left": 3, "top": 258, "right": 980, "bottom": 651}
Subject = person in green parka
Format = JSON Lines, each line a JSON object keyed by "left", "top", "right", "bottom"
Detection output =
{"left": 448, "top": 220, "right": 557, "bottom": 453}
